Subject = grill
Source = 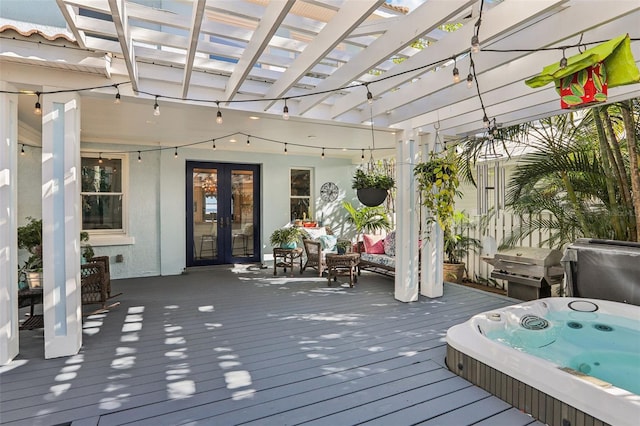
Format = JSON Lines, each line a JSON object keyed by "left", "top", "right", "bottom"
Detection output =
{"left": 485, "top": 247, "right": 564, "bottom": 301}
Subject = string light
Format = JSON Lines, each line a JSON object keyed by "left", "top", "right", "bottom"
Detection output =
{"left": 466, "top": 72, "right": 474, "bottom": 88}
{"left": 174, "top": 147, "right": 178, "bottom": 158}
{"left": 246, "top": 136, "right": 250, "bottom": 146}
{"left": 212, "top": 139, "right": 216, "bottom": 150}
{"left": 366, "top": 84, "right": 373, "bottom": 104}
{"left": 34, "top": 92, "right": 41, "bottom": 115}
{"left": 153, "top": 96, "right": 160, "bottom": 116}
{"left": 361, "top": 149, "right": 365, "bottom": 160}
{"left": 559, "top": 47, "right": 568, "bottom": 69}
{"left": 137, "top": 151, "right": 142, "bottom": 162}
{"left": 471, "top": 35, "right": 480, "bottom": 53}
{"left": 216, "top": 102, "right": 223, "bottom": 124}
{"left": 21, "top": 144, "right": 25, "bottom": 155}
{"left": 284, "top": 143, "right": 288, "bottom": 154}
{"left": 483, "top": 114, "right": 490, "bottom": 128}
{"left": 321, "top": 148, "right": 325, "bottom": 159}
{"left": 98, "top": 152, "right": 103, "bottom": 163}
{"left": 114, "top": 85, "right": 121, "bottom": 104}
{"left": 283, "top": 99, "right": 289, "bottom": 120}
{"left": 452, "top": 57, "right": 460, "bottom": 83}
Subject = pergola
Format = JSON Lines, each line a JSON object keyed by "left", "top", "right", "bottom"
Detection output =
{"left": 1, "top": 0, "right": 639, "bottom": 363}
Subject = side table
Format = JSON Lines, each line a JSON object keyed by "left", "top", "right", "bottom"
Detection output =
{"left": 326, "top": 253, "right": 360, "bottom": 287}
{"left": 273, "top": 247, "right": 304, "bottom": 277}
{"left": 18, "top": 288, "right": 44, "bottom": 330}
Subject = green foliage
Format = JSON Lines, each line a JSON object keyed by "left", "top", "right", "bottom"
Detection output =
{"left": 342, "top": 201, "right": 392, "bottom": 235}
{"left": 17, "top": 217, "right": 43, "bottom": 271}
{"left": 414, "top": 150, "right": 461, "bottom": 233}
{"left": 352, "top": 169, "right": 395, "bottom": 190}
{"left": 269, "top": 227, "right": 305, "bottom": 247}
{"left": 80, "top": 231, "right": 94, "bottom": 261}
{"left": 443, "top": 211, "right": 481, "bottom": 264}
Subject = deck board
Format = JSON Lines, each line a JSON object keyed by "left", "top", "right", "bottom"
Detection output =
{"left": 0, "top": 266, "right": 531, "bottom": 426}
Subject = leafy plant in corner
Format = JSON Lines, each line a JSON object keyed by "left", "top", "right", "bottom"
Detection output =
{"left": 351, "top": 169, "right": 395, "bottom": 190}
{"left": 17, "top": 216, "right": 43, "bottom": 272}
{"left": 269, "top": 226, "right": 305, "bottom": 248}
{"left": 443, "top": 211, "right": 481, "bottom": 264}
{"left": 342, "top": 201, "right": 391, "bottom": 251}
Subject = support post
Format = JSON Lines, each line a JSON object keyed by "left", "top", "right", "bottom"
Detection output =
{"left": 41, "top": 90, "right": 82, "bottom": 359}
{"left": 394, "top": 131, "right": 419, "bottom": 302}
{"left": 0, "top": 84, "right": 19, "bottom": 365}
{"left": 420, "top": 133, "right": 443, "bottom": 298}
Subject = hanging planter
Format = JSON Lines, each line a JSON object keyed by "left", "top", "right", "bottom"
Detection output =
{"left": 525, "top": 34, "right": 640, "bottom": 109}
{"left": 352, "top": 169, "right": 394, "bottom": 207}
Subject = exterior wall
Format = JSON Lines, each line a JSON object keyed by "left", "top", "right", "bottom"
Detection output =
{"left": 18, "top": 139, "right": 358, "bottom": 279}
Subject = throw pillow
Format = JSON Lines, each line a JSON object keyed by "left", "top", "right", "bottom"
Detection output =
{"left": 363, "top": 234, "right": 385, "bottom": 254}
{"left": 318, "top": 234, "right": 337, "bottom": 251}
{"left": 384, "top": 230, "right": 396, "bottom": 257}
{"left": 305, "top": 227, "right": 327, "bottom": 240}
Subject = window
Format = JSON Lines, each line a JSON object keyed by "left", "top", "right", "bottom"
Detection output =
{"left": 290, "top": 168, "right": 312, "bottom": 221}
{"left": 81, "top": 154, "right": 128, "bottom": 239}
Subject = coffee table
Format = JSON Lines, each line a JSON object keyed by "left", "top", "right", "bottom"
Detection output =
{"left": 326, "top": 253, "right": 360, "bottom": 287}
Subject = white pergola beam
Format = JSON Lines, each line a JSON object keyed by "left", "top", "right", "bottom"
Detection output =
{"left": 55, "top": 0, "right": 87, "bottom": 48}
{"left": 224, "top": 0, "right": 293, "bottom": 101}
{"left": 261, "top": 0, "right": 384, "bottom": 110}
{"left": 298, "top": 0, "right": 476, "bottom": 115}
{"left": 182, "top": 0, "right": 207, "bottom": 98}
{"left": 107, "top": 0, "right": 138, "bottom": 91}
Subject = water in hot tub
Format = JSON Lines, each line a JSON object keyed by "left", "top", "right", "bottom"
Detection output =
{"left": 486, "top": 310, "right": 640, "bottom": 395}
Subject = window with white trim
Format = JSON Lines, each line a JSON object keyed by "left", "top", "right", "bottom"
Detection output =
{"left": 81, "top": 153, "right": 127, "bottom": 235}
{"left": 290, "top": 168, "right": 312, "bottom": 221}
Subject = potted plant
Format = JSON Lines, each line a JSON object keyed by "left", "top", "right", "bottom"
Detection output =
{"left": 80, "top": 231, "right": 94, "bottom": 263}
{"left": 442, "top": 211, "right": 482, "bottom": 283}
{"left": 342, "top": 201, "right": 391, "bottom": 252}
{"left": 352, "top": 168, "right": 395, "bottom": 207}
{"left": 269, "top": 226, "right": 305, "bottom": 249}
{"left": 336, "top": 240, "right": 351, "bottom": 255}
{"left": 17, "top": 217, "right": 43, "bottom": 288}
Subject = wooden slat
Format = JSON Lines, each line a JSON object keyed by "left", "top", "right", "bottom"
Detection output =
{"left": 1, "top": 268, "right": 536, "bottom": 426}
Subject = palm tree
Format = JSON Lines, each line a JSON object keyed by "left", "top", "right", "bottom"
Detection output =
{"left": 342, "top": 201, "right": 391, "bottom": 250}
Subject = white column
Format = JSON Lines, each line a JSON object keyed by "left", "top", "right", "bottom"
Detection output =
{"left": 394, "top": 131, "right": 419, "bottom": 302}
{"left": 420, "top": 133, "right": 443, "bottom": 298}
{"left": 41, "top": 90, "right": 82, "bottom": 359}
{"left": 0, "top": 83, "right": 19, "bottom": 365}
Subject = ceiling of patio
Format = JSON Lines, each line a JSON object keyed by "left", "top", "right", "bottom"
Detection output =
{"left": 3, "top": 0, "right": 640, "bottom": 159}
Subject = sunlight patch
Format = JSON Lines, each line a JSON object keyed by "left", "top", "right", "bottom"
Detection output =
{"left": 205, "top": 323, "right": 223, "bottom": 329}
{"left": 60, "top": 365, "right": 81, "bottom": 373}
{"left": 46, "top": 383, "right": 71, "bottom": 399}
{"left": 306, "top": 353, "right": 333, "bottom": 360}
{"left": 54, "top": 372, "right": 77, "bottom": 381}
{"left": 0, "top": 360, "right": 28, "bottom": 373}
{"left": 214, "top": 347, "right": 232, "bottom": 352}
{"left": 399, "top": 350, "right": 418, "bottom": 357}
{"left": 218, "top": 354, "right": 238, "bottom": 360}
{"left": 120, "top": 333, "right": 139, "bottom": 342}
{"left": 164, "top": 325, "right": 182, "bottom": 333}
{"left": 65, "top": 354, "right": 84, "bottom": 364}
{"left": 125, "top": 314, "right": 143, "bottom": 322}
{"left": 165, "top": 349, "right": 187, "bottom": 359}
{"left": 127, "top": 306, "right": 145, "bottom": 314}
{"left": 165, "top": 337, "right": 186, "bottom": 345}
{"left": 224, "top": 371, "right": 252, "bottom": 389}
{"left": 232, "top": 389, "right": 256, "bottom": 400}
{"left": 111, "top": 356, "right": 136, "bottom": 369}
{"left": 116, "top": 347, "right": 137, "bottom": 356}
{"left": 367, "top": 346, "right": 385, "bottom": 352}
{"left": 83, "top": 320, "right": 103, "bottom": 329}
{"left": 219, "top": 361, "right": 241, "bottom": 369}
{"left": 99, "top": 393, "right": 130, "bottom": 410}
{"left": 198, "top": 305, "right": 214, "bottom": 312}
{"left": 104, "top": 383, "right": 127, "bottom": 392}
{"left": 320, "top": 333, "right": 343, "bottom": 339}
{"left": 122, "top": 322, "right": 142, "bottom": 332}
{"left": 168, "top": 380, "right": 196, "bottom": 399}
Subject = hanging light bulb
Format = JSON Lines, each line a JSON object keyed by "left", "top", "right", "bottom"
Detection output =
{"left": 321, "top": 148, "right": 325, "bottom": 159}
{"left": 471, "top": 35, "right": 480, "bottom": 53}
{"left": 216, "top": 102, "right": 223, "bottom": 124}
{"left": 483, "top": 114, "right": 490, "bottom": 128}
{"left": 20, "top": 144, "right": 25, "bottom": 156}
{"left": 559, "top": 48, "right": 568, "bottom": 69}
{"left": 361, "top": 149, "right": 365, "bottom": 161}
{"left": 284, "top": 143, "right": 288, "bottom": 154}
{"left": 153, "top": 96, "right": 160, "bottom": 116}
{"left": 114, "top": 85, "right": 121, "bottom": 104}
{"left": 452, "top": 57, "right": 460, "bottom": 83}
{"left": 246, "top": 136, "right": 250, "bottom": 146}
{"left": 283, "top": 99, "right": 289, "bottom": 120}
{"left": 137, "top": 151, "right": 142, "bottom": 162}
{"left": 212, "top": 139, "right": 217, "bottom": 150}
{"left": 98, "top": 152, "right": 103, "bottom": 164}
{"left": 466, "top": 73, "right": 474, "bottom": 89}
{"left": 366, "top": 86, "right": 373, "bottom": 105}
{"left": 174, "top": 147, "right": 178, "bottom": 158}
{"left": 34, "top": 92, "right": 42, "bottom": 115}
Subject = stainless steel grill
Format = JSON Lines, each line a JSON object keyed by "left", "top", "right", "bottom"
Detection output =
{"left": 486, "top": 247, "right": 564, "bottom": 301}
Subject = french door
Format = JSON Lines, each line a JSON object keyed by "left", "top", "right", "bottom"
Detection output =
{"left": 186, "top": 161, "right": 260, "bottom": 266}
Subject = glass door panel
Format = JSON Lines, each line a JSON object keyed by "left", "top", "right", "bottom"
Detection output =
{"left": 193, "top": 167, "right": 219, "bottom": 262}
{"left": 231, "top": 170, "right": 254, "bottom": 257}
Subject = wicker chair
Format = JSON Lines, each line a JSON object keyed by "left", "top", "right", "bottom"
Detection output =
{"left": 89, "top": 256, "right": 111, "bottom": 296}
{"left": 81, "top": 261, "right": 108, "bottom": 308}
{"left": 302, "top": 239, "right": 326, "bottom": 276}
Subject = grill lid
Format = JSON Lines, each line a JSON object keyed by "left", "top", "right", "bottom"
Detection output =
{"left": 493, "top": 247, "right": 563, "bottom": 267}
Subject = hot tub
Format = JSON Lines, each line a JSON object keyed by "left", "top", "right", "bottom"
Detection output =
{"left": 446, "top": 297, "right": 640, "bottom": 426}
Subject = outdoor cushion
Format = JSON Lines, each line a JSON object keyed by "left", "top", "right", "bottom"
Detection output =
{"left": 360, "top": 253, "right": 396, "bottom": 269}
{"left": 384, "top": 230, "right": 396, "bottom": 257}
{"left": 363, "top": 234, "right": 385, "bottom": 254}
{"left": 304, "top": 227, "right": 326, "bottom": 240}
{"left": 318, "top": 234, "right": 337, "bottom": 251}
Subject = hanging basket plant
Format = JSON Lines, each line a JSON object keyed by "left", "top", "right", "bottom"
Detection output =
{"left": 414, "top": 151, "right": 461, "bottom": 232}
{"left": 352, "top": 168, "right": 394, "bottom": 207}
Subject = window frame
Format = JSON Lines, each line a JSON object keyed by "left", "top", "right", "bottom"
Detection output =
{"left": 80, "top": 152, "right": 133, "bottom": 246}
{"left": 289, "top": 167, "right": 313, "bottom": 221}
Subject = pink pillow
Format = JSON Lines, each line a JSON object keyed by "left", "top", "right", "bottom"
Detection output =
{"left": 363, "top": 234, "right": 385, "bottom": 254}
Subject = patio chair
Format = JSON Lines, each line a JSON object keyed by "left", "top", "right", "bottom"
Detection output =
{"left": 81, "top": 260, "right": 120, "bottom": 315}
{"left": 302, "top": 239, "right": 326, "bottom": 276}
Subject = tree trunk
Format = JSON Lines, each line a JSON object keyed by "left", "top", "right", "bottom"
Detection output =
{"left": 620, "top": 100, "right": 640, "bottom": 241}
{"left": 600, "top": 107, "right": 632, "bottom": 207}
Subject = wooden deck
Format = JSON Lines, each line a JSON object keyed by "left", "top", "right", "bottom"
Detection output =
{"left": 1, "top": 265, "right": 542, "bottom": 426}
